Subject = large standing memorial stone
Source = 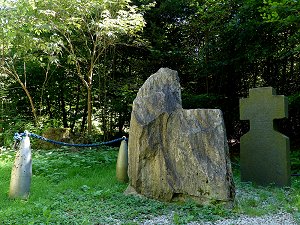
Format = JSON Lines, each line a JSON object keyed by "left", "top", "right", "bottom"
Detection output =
{"left": 240, "top": 87, "right": 290, "bottom": 187}
{"left": 126, "top": 68, "right": 235, "bottom": 204}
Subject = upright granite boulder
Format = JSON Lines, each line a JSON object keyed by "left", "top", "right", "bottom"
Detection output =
{"left": 127, "top": 68, "right": 235, "bottom": 204}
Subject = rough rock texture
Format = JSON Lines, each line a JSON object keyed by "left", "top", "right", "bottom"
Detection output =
{"left": 126, "top": 68, "right": 235, "bottom": 204}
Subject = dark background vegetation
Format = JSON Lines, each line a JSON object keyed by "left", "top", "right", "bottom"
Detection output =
{"left": 0, "top": 0, "right": 299, "bottom": 151}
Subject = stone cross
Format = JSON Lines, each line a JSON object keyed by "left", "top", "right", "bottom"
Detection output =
{"left": 240, "top": 87, "right": 290, "bottom": 187}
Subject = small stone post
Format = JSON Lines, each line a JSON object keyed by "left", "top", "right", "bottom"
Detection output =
{"left": 116, "top": 139, "right": 128, "bottom": 183}
{"left": 9, "top": 131, "right": 32, "bottom": 199}
{"left": 240, "top": 87, "right": 290, "bottom": 187}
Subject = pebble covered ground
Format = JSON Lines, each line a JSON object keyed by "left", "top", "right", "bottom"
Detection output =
{"left": 142, "top": 211, "right": 298, "bottom": 225}
{"left": 127, "top": 182, "right": 300, "bottom": 225}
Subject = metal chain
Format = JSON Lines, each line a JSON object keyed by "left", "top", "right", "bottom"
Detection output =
{"left": 14, "top": 132, "right": 127, "bottom": 147}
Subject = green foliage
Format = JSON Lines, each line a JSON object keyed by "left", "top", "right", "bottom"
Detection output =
{"left": 291, "top": 150, "right": 300, "bottom": 175}
{"left": 182, "top": 93, "right": 223, "bottom": 109}
{"left": 0, "top": 0, "right": 300, "bottom": 146}
{"left": 0, "top": 0, "right": 147, "bottom": 136}
{"left": 0, "top": 116, "right": 64, "bottom": 147}
{"left": 289, "top": 93, "right": 300, "bottom": 109}
{"left": 279, "top": 93, "right": 300, "bottom": 147}
{"left": 32, "top": 147, "right": 117, "bottom": 182}
{"left": 0, "top": 117, "right": 35, "bottom": 146}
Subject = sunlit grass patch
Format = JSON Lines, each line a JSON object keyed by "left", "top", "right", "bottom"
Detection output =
{"left": 1, "top": 146, "right": 300, "bottom": 224}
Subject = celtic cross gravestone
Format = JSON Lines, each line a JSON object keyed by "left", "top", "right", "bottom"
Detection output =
{"left": 240, "top": 87, "right": 290, "bottom": 187}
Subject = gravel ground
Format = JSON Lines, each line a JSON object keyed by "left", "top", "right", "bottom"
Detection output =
{"left": 141, "top": 211, "right": 298, "bottom": 225}
{"left": 135, "top": 184, "right": 300, "bottom": 225}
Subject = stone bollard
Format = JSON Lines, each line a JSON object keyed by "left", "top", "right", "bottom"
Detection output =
{"left": 9, "top": 131, "right": 32, "bottom": 199}
{"left": 116, "top": 139, "right": 129, "bottom": 183}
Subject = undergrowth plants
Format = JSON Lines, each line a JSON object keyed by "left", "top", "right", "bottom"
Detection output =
{"left": 0, "top": 146, "right": 300, "bottom": 224}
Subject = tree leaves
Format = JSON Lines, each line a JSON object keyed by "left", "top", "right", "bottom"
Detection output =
{"left": 0, "top": 0, "right": 147, "bottom": 134}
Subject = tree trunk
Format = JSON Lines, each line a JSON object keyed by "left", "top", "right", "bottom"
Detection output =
{"left": 46, "top": 96, "right": 53, "bottom": 119}
{"left": 19, "top": 82, "right": 37, "bottom": 123}
{"left": 87, "top": 84, "right": 92, "bottom": 134}
{"left": 59, "top": 87, "right": 68, "bottom": 128}
{"left": 70, "top": 84, "right": 81, "bottom": 131}
{"left": 4, "top": 66, "right": 38, "bottom": 123}
{"left": 81, "top": 104, "right": 88, "bottom": 133}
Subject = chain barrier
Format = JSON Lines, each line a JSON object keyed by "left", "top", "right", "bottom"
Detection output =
{"left": 14, "top": 131, "right": 127, "bottom": 148}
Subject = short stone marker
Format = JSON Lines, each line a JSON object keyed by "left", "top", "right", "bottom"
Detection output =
{"left": 9, "top": 131, "right": 32, "bottom": 199}
{"left": 126, "top": 68, "right": 235, "bottom": 204}
{"left": 116, "top": 139, "right": 129, "bottom": 183}
{"left": 240, "top": 87, "right": 290, "bottom": 187}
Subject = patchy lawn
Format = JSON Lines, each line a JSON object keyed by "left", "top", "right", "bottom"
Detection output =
{"left": 0, "top": 146, "right": 300, "bottom": 224}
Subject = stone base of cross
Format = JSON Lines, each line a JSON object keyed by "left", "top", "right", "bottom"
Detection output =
{"left": 240, "top": 87, "right": 290, "bottom": 187}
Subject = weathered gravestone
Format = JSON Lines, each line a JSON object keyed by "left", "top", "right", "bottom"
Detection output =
{"left": 240, "top": 87, "right": 290, "bottom": 187}
{"left": 126, "top": 68, "right": 235, "bottom": 204}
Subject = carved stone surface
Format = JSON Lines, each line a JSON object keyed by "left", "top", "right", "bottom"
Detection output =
{"left": 240, "top": 87, "right": 290, "bottom": 187}
{"left": 126, "top": 68, "right": 235, "bottom": 204}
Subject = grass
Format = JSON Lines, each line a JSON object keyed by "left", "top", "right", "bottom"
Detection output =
{"left": 1, "top": 146, "right": 300, "bottom": 224}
